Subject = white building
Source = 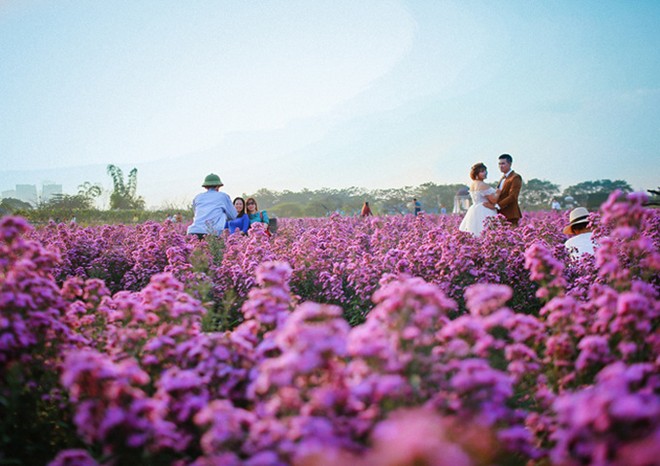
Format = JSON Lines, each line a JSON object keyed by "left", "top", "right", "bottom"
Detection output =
{"left": 1, "top": 189, "right": 17, "bottom": 200}
{"left": 16, "top": 184, "right": 38, "bottom": 206}
{"left": 42, "top": 183, "right": 63, "bottom": 203}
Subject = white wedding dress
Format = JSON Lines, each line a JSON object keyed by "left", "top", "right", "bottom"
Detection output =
{"left": 459, "top": 188, "right": 497, "bottom": 237}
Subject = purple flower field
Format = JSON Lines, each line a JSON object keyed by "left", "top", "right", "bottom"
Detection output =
{"left": 1, "top": 191, "right": 658, "bottom": 465}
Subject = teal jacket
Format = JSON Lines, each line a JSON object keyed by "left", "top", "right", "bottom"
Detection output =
{"left": 248, "top": 210, "right": 269, "bottom": 226}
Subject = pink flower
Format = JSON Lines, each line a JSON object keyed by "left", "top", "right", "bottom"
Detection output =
{"left": 48, "top": 449, "right": 99, "bottom": 466}
{"left": 368, "top": 408, "right": 472, "bottom": 466}
{"left": 575, "top": 335, "right": 613, "bottom": 372}
{"left": 464, "top": 283, "right": 512, "bottom": 316}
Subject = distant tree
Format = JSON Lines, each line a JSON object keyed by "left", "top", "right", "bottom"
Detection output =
{"left": 334, "top": 187, "right": 368, "bottom": 215}
{"left": 302, "top": 202, "right": 330, "bottom": 217}
{"left": 43, "top": 182, "right": 103, "bottom": 210}
{"left": 520, "top": 178, "right": 560, "bottom": 211}
{"left": 416, "top": 182, "right": 466, "bottom": 213}
{"left": 245, "top": 188, "right": 279, "bottom": 208}
{"left": 107, "top": 165, "right": 145, "bottom": 210}
{"left": 44, "top": 194, "right": 90, "bottom": 210}
{"left": 270, "top": 202, "right": 303, "bottom": 218}
{"left": 0, "top": 197, "right": 33, "bottom": 213}
{"left": 646, "top": 187, "right": 660, "bottom": 206}
{"left": 318, "top": 192, "right": 342, "bottom": 214}
{"left": 243, "top": 179, "right": 632, "bottom": 218}
{"left": 78, "top": 181, "right": 102, "bottom": 200}
{"left": 247, "top": 186, "right": 369, "bottom": 217}
{"left": 375, "top": 187, "right": 416, "bottom": 214}
{"left": 563, "top": 179, "right": 632, "bottom": 209}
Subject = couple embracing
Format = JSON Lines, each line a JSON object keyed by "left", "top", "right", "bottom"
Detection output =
{"left": 459, "top": 153, "right": 522, "bottom": 237}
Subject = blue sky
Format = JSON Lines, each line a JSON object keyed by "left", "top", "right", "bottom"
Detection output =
{"left": 1, "top": 0, "right": 659, "bottom": 208}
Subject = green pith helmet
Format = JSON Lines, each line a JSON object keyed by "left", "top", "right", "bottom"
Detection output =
{"left": 202, "top": 173, "right": 223, "bottom": 187}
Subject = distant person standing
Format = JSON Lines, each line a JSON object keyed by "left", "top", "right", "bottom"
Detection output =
{"left": 187, "top": 173, "right": 237, "bottom": 239}
{"left": 413, "top": 198, "right": 421, "bottom": 216}
{"left": 551, "top": 199, "right": 561, "bottom": 211}
{"left": 494, "top": 154, "right": 523, "bottom": 226}
{"left": 361, "top": 201, "right": 373, "bottom": 217}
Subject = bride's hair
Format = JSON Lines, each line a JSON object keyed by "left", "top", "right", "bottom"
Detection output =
{"left": 470, "top": 162, "right": 487, "bottom": 180}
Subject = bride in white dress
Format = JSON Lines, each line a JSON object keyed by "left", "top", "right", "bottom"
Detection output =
{"left": 459, "top": 162, "right": 501, "bottom": 237}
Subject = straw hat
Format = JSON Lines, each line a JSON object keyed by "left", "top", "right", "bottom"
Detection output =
{"left": 202, "top": 173, "right": 223, "bottom": 187}
{"left": 563, "top": 207, "right": 590, "bottom": 234}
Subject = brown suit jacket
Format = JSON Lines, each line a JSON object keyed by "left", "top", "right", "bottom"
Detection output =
{"left": 498, "top": 171, "right": 522, "bottom": 224}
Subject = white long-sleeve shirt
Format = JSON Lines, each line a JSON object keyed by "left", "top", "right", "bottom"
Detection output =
{"left": 187, "top": 189, "right": 237, "bottom": 236}
{"left": 565, "top": 232, "right": 597, "bottom": 259}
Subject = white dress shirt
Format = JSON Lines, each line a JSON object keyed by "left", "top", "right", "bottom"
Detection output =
{"left": 498, "top": 170, "right": 513, "bottom": 189}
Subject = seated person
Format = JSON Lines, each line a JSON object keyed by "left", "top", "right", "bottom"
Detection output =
{"left": 187, "top": 173, "right": 237, "bottom": 239}
{"left": 563, "top": 207, "right": 597, "bottom": 259}
{"left": 246, "top": 197, "right": 269, "bottom": 225}
{"left": 225, "top": 197, "right": 250, "bottom": 234}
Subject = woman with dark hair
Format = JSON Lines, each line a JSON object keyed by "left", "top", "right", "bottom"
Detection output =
{"left": 224, "top": 197, "right": 250, "bottom": 234}
{"left": 459, "top": 162, "right": 501, "bottom": 237}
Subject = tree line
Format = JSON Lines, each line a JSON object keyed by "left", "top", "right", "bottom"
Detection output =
{"left": 1, "top": 161, "right": 649, "bottom": 221}
{"left": 257, "top": 179, "right": 636, "bottom": 218}
{"left": 1, "top": 165, "right": 144, "bottom": 214}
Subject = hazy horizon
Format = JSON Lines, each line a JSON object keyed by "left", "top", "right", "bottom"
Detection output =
{"left": 0, "top": 159, "right": 646, "bottom": 211}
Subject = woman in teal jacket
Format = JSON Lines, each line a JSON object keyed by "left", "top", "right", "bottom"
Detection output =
{"left": 246, "top": 197, "right": 269, "bottom": 230}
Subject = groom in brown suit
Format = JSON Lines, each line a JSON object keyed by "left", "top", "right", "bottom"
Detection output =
{"left": 495, "top": 153, "right": 522, "bottom": 226}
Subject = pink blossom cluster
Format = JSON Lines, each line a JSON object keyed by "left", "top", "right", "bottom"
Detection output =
{"left": 0, "top": 191, "right": 658, "bottom": 465}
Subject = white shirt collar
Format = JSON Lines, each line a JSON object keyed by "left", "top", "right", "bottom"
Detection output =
{"left": 503, "top": 169, "right": 513, "bottom": 178}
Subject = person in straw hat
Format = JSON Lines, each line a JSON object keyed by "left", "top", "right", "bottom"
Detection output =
{"left": 563, "top": 206, "right": 597, "bottom": 259}
{"left": 187, "top": 173, "right": 237, "bottom": 239}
